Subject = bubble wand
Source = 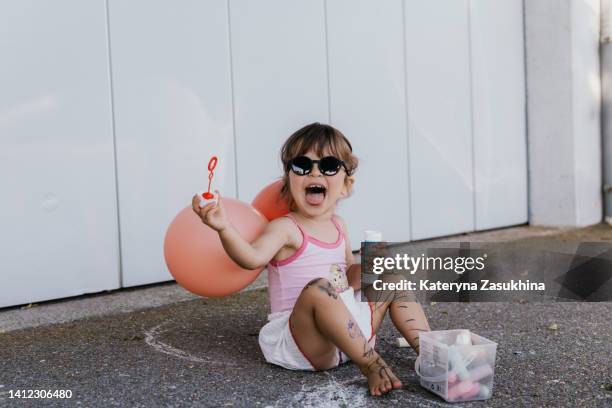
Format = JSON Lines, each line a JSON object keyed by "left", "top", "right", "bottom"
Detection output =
{"left": 199, "top": 156, "right": 218, "bottom": 207}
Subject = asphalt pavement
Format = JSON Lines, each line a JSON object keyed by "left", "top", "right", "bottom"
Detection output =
{"left": 0, "top": 224, "right": 610, "bottom": 407}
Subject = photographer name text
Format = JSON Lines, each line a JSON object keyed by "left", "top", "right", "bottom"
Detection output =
{"left": 371, "top": 279, "right": 546, "bottom": 292}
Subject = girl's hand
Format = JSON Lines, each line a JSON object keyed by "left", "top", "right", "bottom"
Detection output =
{"left": 191, "top": 190, "right": 229, "bottom": 232}
{"left": 361, "top": 242, "right": 389, "bottom": 273}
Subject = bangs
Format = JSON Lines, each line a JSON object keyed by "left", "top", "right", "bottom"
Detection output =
{"left": 281, "top": 123, "right": 354, "bottom": 170}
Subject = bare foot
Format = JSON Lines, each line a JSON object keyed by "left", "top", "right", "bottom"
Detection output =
{"left": 358, "top": 353, "right": 403, "bottom": 396}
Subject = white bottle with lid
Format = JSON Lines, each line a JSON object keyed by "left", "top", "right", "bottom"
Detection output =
{"left": 364, "top": 230, "right": 383, "bottom": 242}
{"left": 362, "top": 230, "right": 383, "bottom": 284}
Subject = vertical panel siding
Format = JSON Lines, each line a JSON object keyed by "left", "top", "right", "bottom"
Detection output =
{"left": 107, "top": 0, "right": 236, "bottom": 286}
{"left": 0, "top": 0, "right": 120, "bottom": 307}
{"left": 404, "top": 0, "right": 475, "bottom": 239}
{"left": 470, "top": 0, "right": 528, "bottom": 230}
{"left": 327, "top": 0, "right": 411, "bottom": 246}
{"left": 230, "top": 0, "right": 329, "bottom": 202}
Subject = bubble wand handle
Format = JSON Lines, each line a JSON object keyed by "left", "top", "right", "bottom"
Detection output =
{"left": 202, "top": 156, "right": 218, "bottom": 200}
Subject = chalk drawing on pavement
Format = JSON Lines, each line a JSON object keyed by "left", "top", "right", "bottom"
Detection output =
{"left": 144, "top": 320, "right": 237, "bottom": 366}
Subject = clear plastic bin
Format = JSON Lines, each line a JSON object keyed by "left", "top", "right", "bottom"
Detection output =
{"left": 415, "top": 330, "right": 497, "bottom": 403}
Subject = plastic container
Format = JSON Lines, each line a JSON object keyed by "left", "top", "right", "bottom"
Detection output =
{"left": 415, "top": 330, "right": 497, "bottom": 403}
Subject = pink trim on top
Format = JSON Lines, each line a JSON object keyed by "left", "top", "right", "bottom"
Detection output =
{"left": 304, "top": 214, "right": 343, "bottom": 248}
{"left": 268, "top": 215, "right": 307, "bottom": 267}
{"left": 269, "top": 214, "right": 344, "bottom": 266}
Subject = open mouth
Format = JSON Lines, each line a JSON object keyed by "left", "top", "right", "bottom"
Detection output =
{"left": 305, "top": 184, "right": 326, "bottom": 206}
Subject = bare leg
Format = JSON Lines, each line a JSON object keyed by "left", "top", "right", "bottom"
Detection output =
{"left": 389, "top": 300, "right": 430, "bottom": 354}
{"left": 290, "top": 278, "right": 402, "bottom": 396}
{"left": 365, "top": 273, "right": 431, "bottom": 354}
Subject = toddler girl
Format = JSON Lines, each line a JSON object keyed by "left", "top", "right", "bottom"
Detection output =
{"left": 192, "top": 123, "right": 430, "bottom": 396}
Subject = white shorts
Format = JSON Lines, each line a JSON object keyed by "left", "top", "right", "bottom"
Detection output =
{"left": 258, "top": 287, "right": 376, "bottom": 371}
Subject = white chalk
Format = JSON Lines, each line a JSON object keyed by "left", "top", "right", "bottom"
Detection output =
{"left": 395, "top": 337, "right": 410, "bottom": 348}
{"left": 455, "top": 331, "right": 472, "bottom": 346}
{"left": 449, "top": 348, "right": 470, "bottom": 381}
{"left": 364, "top": 230, "right": 382, "bottom": 242}
{"left": 478, "top": 384, "right": 491, "bottom": 399}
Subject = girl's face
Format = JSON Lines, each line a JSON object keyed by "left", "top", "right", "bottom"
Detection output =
{"left": 288, "top": 148, "right": 350, "bottom": 219}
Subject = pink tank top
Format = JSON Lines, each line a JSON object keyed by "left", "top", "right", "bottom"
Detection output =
{"left": 267, "top": 214, "right": 348, "bottom": 314}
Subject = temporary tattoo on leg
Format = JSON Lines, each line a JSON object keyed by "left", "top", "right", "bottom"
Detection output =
{"left": 379, "top": 365, "right": 391, "bottom": 380}
{"left": 371, "top": 291, "right": 394, "bottom": 312}
{"left": 362, "top": 340, "right": 375, "bottom": 358}
{"left": 392, "top": 292, "right": 416, "bottom": 302}
{"left": 347, "top": 319, "right": 362, "bottom": 339}
{"left": 367, "top": 286, "right": 386, "bottom": 304}
{"left": 317, "top": 281, "right": 338, "bottom": 299}
{"left": 347, "top": 318, "right": 375, "bottom": 358}
{"left": 304, "top": 278, "right": 322, "bottom": 290}
{"left": 366, "top": 356, "right": 391, "bottom": 379}
{"left": 301, "top": 278, "right": 323, "bottom": 294}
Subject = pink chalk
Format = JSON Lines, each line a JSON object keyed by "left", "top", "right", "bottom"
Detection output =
{"left": 447, "top": 380, "right": 474, "bottom": 400}
{"left": 448, "top": 381, "right": 481, "bottom": 401}
{"left": 461, "top": 382, "right": 482, "bottom": 400}
{"left": 448, "top": 372, "right": 458, "bottom": 384}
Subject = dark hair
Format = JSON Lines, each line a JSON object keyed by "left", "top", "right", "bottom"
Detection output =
{"left": 279, "top": 122, "right": 358, "bottom": 210}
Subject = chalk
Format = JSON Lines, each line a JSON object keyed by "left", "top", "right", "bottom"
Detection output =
{"left": 448, "top": 348, "right": 470, "bottom": 381}
{"left": 448, "top": 380, "right": 490, "bottom": 401}
{"left": 478, "top": 384, "right": 491, "bottom": 399}
{"left": 447, "top": 380, "right": 475, "bottom": 400}
{"left": 461, "top": 382, "right": 482, "bottom": 400}
{"left": 455, "top": 331, "right": 472, "bottom": 346}
{"left": 467, "top": 363, "right": 493, "bottom": 383}
{"left": 395, "top": 337, "right": 410, "bottom": 348}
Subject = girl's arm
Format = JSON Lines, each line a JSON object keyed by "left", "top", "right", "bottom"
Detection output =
{"left": 218, "top": 220, "right": 291, "bottom": 269}
{"left": 347, "top": 264, "right": 362, "bottom": 291}
{"left": 192, "top": 192, "right": 291, "bottom": 270}
{"left": 335, "top": 215, "right": 361, "bottom": 290}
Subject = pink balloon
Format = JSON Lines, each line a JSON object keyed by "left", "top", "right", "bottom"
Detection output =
{"left": 251, "top": 179, "right": 290, "bottom": 221}
{"left": 164, "top": 198, "right": 268, "bottom": 297}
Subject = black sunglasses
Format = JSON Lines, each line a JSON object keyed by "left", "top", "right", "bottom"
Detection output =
{"left": 288, "top": 155, "right": 349, "bottom": 176}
